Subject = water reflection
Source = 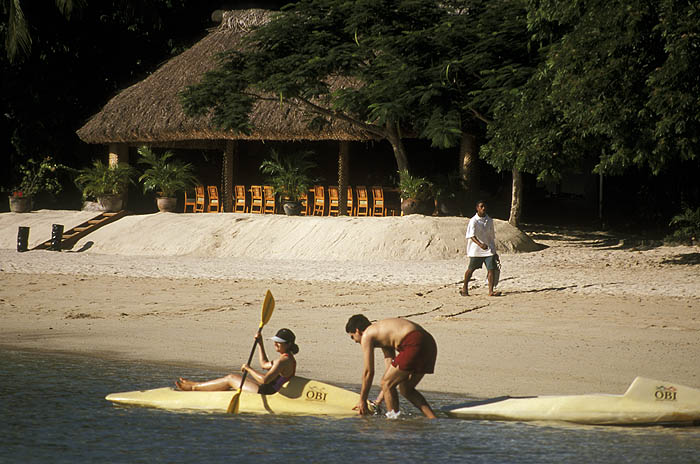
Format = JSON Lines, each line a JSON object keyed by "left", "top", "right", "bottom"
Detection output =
{"left": 1, "top": 348, "right": 698, "bottom": 463}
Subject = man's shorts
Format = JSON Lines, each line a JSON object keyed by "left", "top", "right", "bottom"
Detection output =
{"left": 391, "top": 330, "right": 437, "bottom": 374}
{"left": 468, "top": 255, "right": 497, "bottom": 271}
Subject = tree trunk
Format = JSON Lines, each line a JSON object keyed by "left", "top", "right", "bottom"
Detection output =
{"left": 338, "top": 141, "right": 350, "bottom": 216}
{"left": 385, "top": 123, "right": 410, "bottom": 173}
{"left": 509, "top": 168, "right": 522, "bottom": 227}
{"left": 459, "top": 133, "right": 479, "bottom": 195}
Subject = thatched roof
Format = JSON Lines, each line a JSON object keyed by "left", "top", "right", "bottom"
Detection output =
{"left": 76, "top": 9, "right": 373, "bottom": 146}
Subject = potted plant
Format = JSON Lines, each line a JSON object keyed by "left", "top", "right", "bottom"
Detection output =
{"left": 74, "top": 160, "right": 136, "bottom": 212}
{"left": 398, "top": 169, "right": 434, "bottom": 215}
{"left": 260, "top": 149, "right": 316, "bottom": 215}
{"left": 137, "top": 146, "right": 198, "bottom": 212}
{"left": 8, "top": 157, "right": 66, "bottom": 213}
{"left": 432, "top": 171, "right": 463, "bottom": 216}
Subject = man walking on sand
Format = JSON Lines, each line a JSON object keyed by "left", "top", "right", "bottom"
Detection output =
{"left": 346, "top": 314, "right": 437, "bottom": 419}
{"left": 461, "top": 200, "right": 500, "bottom": 296}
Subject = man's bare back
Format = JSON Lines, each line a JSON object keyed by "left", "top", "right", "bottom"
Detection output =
{"left": 364, "top": 318, "right": 426, "bottom": 350}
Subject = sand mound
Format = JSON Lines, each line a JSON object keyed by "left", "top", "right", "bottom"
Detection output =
{"left": 0, "top": 210, "right": 542, "bottom": 260}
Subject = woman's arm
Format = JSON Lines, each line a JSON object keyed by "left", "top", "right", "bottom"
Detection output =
{"left": 242, "top": 356, "right": 287, "bottom": 385}
{"left": 255, "top": 334, "right": 273, "bottom": 370}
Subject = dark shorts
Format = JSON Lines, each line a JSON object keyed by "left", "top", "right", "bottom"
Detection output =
{"left": 391, "top": 330, "right": 437, "bottom": 374}
{"left": 468, "top": 255, "right": 497, "bottom": 271}
{"left": 257, "top": 383, "right": 277, "bottom": 395}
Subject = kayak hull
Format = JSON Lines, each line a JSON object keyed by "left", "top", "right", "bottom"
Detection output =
{"left": 106, "top": 376, "right": 362, "bottom": 417}
{"left": 445, "top": 377, "right": 700, "bottom": 425}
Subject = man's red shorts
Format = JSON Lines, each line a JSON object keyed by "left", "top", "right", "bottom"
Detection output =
{"left": 391, "top": 330, "right": 437, "bottom": 374}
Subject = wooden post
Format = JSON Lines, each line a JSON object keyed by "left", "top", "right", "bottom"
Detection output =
{"left": 222, "top": 141, "right": 236, "bottom": 212}
{"left": 108, "top": 143, "right": 129, "bottom": 167}
{"left": 338, "top": 141, "right": 350, "bottom": 216}
{"left": 108, "top": 143, "right": 129, "bottom": 208}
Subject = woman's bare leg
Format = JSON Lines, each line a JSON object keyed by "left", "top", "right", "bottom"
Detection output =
{"left": 176, "top": 374, "right": 259, "bottom": 392}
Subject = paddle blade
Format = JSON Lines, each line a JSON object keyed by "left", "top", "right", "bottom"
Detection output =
{"left": 227, "top": 389, "right": 242, "bottom": 414}
{"left": 260, "top": 290, "right": 275, "bottom": 327}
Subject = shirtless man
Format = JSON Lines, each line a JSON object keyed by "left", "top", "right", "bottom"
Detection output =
{"left": 346, "top": 314, "right": 437, "bottom": 419}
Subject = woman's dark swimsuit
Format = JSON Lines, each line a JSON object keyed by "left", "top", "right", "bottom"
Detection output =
{"left": 257, "top": 353, "right": 296, "bottom": 395}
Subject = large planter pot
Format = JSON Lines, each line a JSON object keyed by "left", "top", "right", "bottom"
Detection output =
{"left": 156, "top": 196, "right": 178, "bottom": 213}
{"left": 401, "top": 198, "right": 434, "bottom": 216}
{"left": 9, "top": 196, "right": 33, "bottom": 213}
{"left": 283, "top": 201, "right": 303, "bottom": 216}
{"left": 98, "top": 195, "right": 123, "bottom": 212}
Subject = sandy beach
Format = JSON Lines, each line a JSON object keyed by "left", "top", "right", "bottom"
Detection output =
{"left": 1, "top": 210, "right": 698, "bottom": 400}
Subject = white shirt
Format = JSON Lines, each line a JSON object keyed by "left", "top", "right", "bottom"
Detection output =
{"left": 466, "top": 213, "right": 496, "bottom": 257}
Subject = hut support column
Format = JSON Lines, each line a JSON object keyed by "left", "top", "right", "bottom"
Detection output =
{"left": 108, "top": 143, "right": 129, "bottom": 208}
{"left": 338, "top": 141, "right": 350, "bottom": 216}
{"left": 108, "top": 143, "right": 129, "bottom": 167}
{"left": 222, "top": 141, "right": 237, "bottom": 212}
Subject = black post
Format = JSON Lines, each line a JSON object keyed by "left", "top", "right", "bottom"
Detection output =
{"left": 17, "top": 226, "right": 30, "bottom": 252}
{"left": 50, "top": 224, "right": 64, "bottom": 251}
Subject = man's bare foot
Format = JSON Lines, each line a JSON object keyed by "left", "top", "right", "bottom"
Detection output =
{"left": 459, "top": 288, "right": 469, "bottom": 296}
{"left": 489, "top": 291, "right": 502, "bottom": 297}
{"left": 175, "top": 378, "right": 197, "bottom": 391}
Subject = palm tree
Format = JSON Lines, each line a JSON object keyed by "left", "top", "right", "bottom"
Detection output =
{"left": 3, "top": 0, "right": 84, "bottom": 62}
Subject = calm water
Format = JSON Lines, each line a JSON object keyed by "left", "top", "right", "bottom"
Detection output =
{"left": 1, "top": 349, "right": 698, "bottom": 463}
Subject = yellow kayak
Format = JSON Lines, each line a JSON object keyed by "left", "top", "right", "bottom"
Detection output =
{"left": 106, "top": 376, "right": 366, "bottom": 417}
{"left": 446, "top": 377, "right": 700, "bottom": 425}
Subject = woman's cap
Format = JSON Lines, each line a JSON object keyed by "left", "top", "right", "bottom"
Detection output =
{"left": 270, "top": 328, "right": 295, "bottom": 344}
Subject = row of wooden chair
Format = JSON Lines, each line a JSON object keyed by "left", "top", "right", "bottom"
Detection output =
{"left": 184, "top": 185, "right": 222, "bottom": 213}
{"left": 233, "top": 185, "right": 276, "bottom": 214}
{"left": 185, "top": 184, "right": 396, "bottom": 216}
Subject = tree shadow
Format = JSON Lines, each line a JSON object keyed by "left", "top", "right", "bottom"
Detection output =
{"left": 661, "top": 253, "right": 700, "bottom": 266}
{"left": 521, "top": 224, "right": 665, "bottom": 251}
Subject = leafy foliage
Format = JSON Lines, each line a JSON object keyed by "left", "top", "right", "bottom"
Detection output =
{"left": 74, "top": 160, "right": 136, "bottom": 199}
{"left": 397, "top": 169, "right": 433, "bottom": 202}
{"left": 482, "top": 0, "right": 700, "bottom": 181}
{"left": 2, "top": 0, "right": 85, "bottom": 62}
{"left": 181, "top": 0, "right": 536, "bottom": 173}
{"left": 260, "top": 149, "right": 317, "bottom": 202}
{"left": 137, "top": 146, "right": 198, "bottom": 197}
{"left": 666, "top": 206, "right": 700, "bottom": 244}
{"left": 10, "top": 157, "right": 68, "bottom": 197}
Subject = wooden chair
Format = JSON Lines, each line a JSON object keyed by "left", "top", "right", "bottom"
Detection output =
{"left": 328, "top": 186, "right": 340, "bottom": 216}
{"left": 234, "top": 185, "right": 247, "bottom": 213}
{"left": 183, "top": 187, "right": 197, "bottom": 212}
{"left": 184, "top": 185, "right": 206, "bottom": 213}
{"left": 371, "top": 185, "right": 385, "bottom": 217}
{"left": 299, "top": 191, "right": 309, "bottom": 216}
{"left": 313, "top": 185, "right": 325, "bottom": 216}
{"left": 263, "top": 185, "right": 276, "bottom": 214}
{"left": 250, "top": 185, "right": 263, "bottom": 214}
{"left": 355, "top": 185, "right": 369, "bottom": 216}
{"left": 346, "top": 186, "right": 354, "bottom": 216}
{"left": 206, "top": 185, "right": 221, "bottom": 212}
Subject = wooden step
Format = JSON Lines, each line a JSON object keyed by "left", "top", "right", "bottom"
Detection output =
{"left": 32, "top": 210, "right": 128, "bottom": 251}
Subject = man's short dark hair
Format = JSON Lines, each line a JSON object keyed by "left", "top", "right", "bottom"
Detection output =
{"left": 476, "top": 200, "right": 486, "bottom": 208}
{"left": 346, "top": 314, "right": 371, "bottom": 333}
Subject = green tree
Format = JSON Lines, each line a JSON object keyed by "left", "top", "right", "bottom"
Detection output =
{"left": 1, "top": 0, "right": 84, "bottom": 62}
{"left": 482, "top": 0, "right": 699, "bottom": 223}
{"left": 182, "top": 0, "right": 536, "bottom": 203}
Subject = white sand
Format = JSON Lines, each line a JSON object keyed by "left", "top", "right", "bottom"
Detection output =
{"left": 1, "top": 210, "right": 698, "bottom": 400}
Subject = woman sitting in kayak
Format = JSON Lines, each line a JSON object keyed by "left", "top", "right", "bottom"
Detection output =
{"left": 175, "top": 328, "right": 298, "bottom": 395}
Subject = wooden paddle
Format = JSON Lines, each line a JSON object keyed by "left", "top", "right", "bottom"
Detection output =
{"left": 227, "top": 289, "right": 275, "bottom": 414}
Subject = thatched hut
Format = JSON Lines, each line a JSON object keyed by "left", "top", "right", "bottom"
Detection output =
{"left": 77, "top": 9, "right": 375, "bottom": 211}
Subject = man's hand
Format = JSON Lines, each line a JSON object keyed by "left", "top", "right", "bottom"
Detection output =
{"left": 353, "top": 400, "right": 370, "bottom": 415}
{"left": 480, "top": 242, "right": 488, "bottom": 250}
